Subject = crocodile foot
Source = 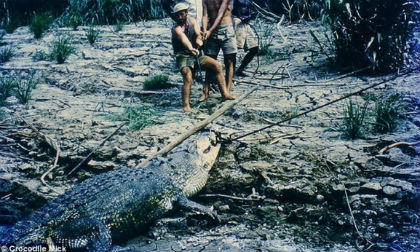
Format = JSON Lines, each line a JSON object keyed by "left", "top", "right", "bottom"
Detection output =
{"left": 176, "top": 194, "right": 221, "bottom": 224}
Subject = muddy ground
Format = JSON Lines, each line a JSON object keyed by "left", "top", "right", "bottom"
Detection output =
{"left": 0, "top": 18, "right": 419, "bottom": 251}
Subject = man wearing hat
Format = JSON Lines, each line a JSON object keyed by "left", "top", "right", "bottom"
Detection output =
{"left": 171, "top": 3, "right": 235, "bottom": 113}
{"left": 162, "top": 0, "right": 203, "bottom": 28}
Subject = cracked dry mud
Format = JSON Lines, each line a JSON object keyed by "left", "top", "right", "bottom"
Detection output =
{"left": 0, "top": 18, "right": 419, "bottom": 251}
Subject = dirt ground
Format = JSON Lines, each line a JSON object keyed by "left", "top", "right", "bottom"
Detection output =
{"left": 0, "top": 18, "right": 419, "bottom": 251}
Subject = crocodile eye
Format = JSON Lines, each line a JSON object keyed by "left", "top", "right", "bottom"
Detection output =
{"left": 203, "top": 145, "right": 211, "bottom": 154}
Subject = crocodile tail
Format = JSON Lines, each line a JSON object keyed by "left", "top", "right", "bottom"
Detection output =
{"left": 0, "top": 226, "right": 13, "bottom": 244}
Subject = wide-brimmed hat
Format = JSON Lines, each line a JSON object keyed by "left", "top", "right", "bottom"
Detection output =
{"left": 172, "top": 3, "right": 189, "bottom": 13}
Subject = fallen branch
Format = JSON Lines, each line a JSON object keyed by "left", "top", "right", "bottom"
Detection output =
{"left": 252, "top": 2, "right": 281, "bottom": 21}
{"left": 136, "top": 87, "right": 258, "bottom": 168}
{"left": 378, "top": 141, "right": 420, "bottom": 155}
{"left": 305, "top": 66, "right": 371, "bottom": 83}
{"left": 67, "top": 122, "right": 126, "bottom": 176}
{"left": 236, "top": 80, "right": 289, "bottom": 90}
{"left": 199, "top": 193, "right": 265, "bottom": 201}
{"left": 20, "top": 117, "right": 60, "bottom": 154}
{"left": 269, "top": 130, "right": 304, "bottom": 144}
{"left": 40, "top": 141, "right": 61, "bottom": 194}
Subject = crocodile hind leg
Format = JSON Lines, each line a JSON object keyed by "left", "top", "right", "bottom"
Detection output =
{"left": 175, "top": 194, "right": 220, "bottom": 223}
{"left": 49, "top": 218, "right": 111, "bottom": 252}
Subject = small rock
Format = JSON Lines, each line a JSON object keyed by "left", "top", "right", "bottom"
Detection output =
{"left": 382, "top": 185, "right": 401, "bottom": 196}
{"left": 361, "top": 182, "right": 382, "bottom": 191}
{"left": 316, "top": 194, "right": 324, "bottom": 201}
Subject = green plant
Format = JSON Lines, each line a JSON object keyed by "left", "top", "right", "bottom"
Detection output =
{"left": 0, "top": 46, "right": 13, "bottom": 63}
{"left": 342, "top": 99, "right": 368, "bottom": 139}
{"left": 50, "top": 35, "right": 75, "bottom": 64}
{"left": 14, "top": 73, "right": 38, "bottom": 104}
{"left": 143, "top": 75, "right": 172, "bottom": 90}
{"left": 111, "top": 104, "right": 160, "bottom": 130}
{"left": 322, "top": 0, "right": 420, "bottom": 72}
{"left": 29, "top": 12, "right": 52, "bottom": 39}
{"left": 69, "top": 14, "right": 83, "bottom": 30}
{"left": 374, "top": 94, "right": 402, "bottom": 133}
{"left": 257, "top": 21, "right": 275, "bottom": 57}
{"left": 86, "top": 25, "right": 99, "bottom": 45}
{"left": 114, "top": 20, "right": 125, "bottom": 32}
{"left": 0, "top": 75, "right": 17, "bottom": 105}
{"left": 33, "top": 49, "right": 49, "bottom": 61}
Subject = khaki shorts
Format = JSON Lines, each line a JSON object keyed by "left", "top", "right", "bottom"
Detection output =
{"left": 204, "top": 23, "right": 238, "bottom": 56}
{"left": 233, "top": 17, "right": 258, "bottom": 51}
{"left": 176, "top": 52, "right": 207, "bottom": 71}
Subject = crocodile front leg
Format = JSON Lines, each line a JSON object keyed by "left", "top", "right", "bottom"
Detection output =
{"left": 49, "top": 218, "right": 111, "bottom": 252}
{"left": 175, "top": 194, "right": 220, "bottom": 223}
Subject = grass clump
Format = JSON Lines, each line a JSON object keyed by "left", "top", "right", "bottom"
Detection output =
{"left": 0, "top": 46, "right": 13, "bottom": 63}
{"left": 342, "top": 99, "right": 368, "bottom": 139}
{"left": 14, "top": 73, "right": 38, "bottom": 104}
{"left": 0, "top": 75, "right": 17, "bottom": 106}
{"left": 33, "top": 49, "right": 49, "bottom": 61}
{"left": 86, "top": 25, "right": 100, "bottom": 45}
{"left": 50, "top": 35, "right": 75, "bottom": 64}
{"left": 29, "top": 12, "right": 52, "bottom": 39}
{"left": 321, "top": 0, "right": 420, "bottom": 72}
{"left": 114, "top": 20, "right": 125, "bottom": 32}
{"left": 374, "top": 94, "right": 403, "bottom": 133}
{"left": 111, "top": 104, "right": 160, "bottom": 130}
{"left": 143, "top": 75, "right": 172, "bottom": 90}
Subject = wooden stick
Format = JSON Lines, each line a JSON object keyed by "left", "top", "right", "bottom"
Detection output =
{"left": 199, "top": 193, "right": 264, "bottom": 201}
{"left": 378, "top": 141, "right": 420, "bottom": 155}
{"left": 304, "top": 66, "right": 371, "bottom": 83}
{"left": 40, "top": 141, "right": 61, "bottom": 194}
{"left": 20, "top": 117, "right": 60, "bottom": 154}
{"left": 136, "top": 87, "right": 258, "bottom": 168}
{"left": 67, "top": 122, "right": 126, "bottom": 176}
{"left": 252, "top": 2, "right": 281, "bottom": 21}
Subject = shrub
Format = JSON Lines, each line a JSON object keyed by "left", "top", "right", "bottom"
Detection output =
{"left": 69, "top": 14, "right": 83, "bottom": 30}
{"left": 322, "top": 0, "right": 420, "bottom": 72}
{"left": 14, "top": 73, "right": 38, "bottom": 104}
{"left": 29, "top": 12, "right": 52, "bottom": 39}
{"left": 342, "top": 99, "right": 367, "bottom": 139}
{"left": 255, "top": 19, "right": 275, "bottom": 56}
{"left": 143, "top": 75, "right": 172, "bottom": 90}
{"left": 0, "top": 75, "right": 17, "bottom": 105}
{"left": 50, "top": 35, "right": 75, "bottom": 64}
{"left": 86, "top": 25, "right": 99, "bottom": 45}
{"left": 374, "top": 94, "right": 402, "bottom": 133}
{"left": 0, "top": 46, "right": 13, "bottom": 63}
{"left": 59, "top": 0, "right": 166, "bottom": 25}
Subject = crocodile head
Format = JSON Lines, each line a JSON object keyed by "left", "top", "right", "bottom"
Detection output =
{"left": 174, "top": 130, "right": 221, "bottom": 197}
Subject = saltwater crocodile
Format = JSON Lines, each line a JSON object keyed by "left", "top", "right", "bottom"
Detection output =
{"left": 0, "top": 130, "right": 221, "bottom": 251}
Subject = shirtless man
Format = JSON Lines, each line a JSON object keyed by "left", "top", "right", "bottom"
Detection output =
{"left": 201, "top": 0, "right": 237, "bottom": 102}
{"left": 171, "top": 3, "right": 234, "bottom": 113}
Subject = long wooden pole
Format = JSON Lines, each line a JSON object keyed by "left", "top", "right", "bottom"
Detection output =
{"left": 136, "top": 86, "right": 258, "bottom": 168}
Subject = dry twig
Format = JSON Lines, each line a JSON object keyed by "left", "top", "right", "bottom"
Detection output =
{"left": 378, "top": 141, "right": 420, "bottom": 155}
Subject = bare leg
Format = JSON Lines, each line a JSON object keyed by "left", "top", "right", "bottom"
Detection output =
{"left": 224, "top": 54, "right": 236, "bottom": 92}
{"left": 237, "top": 46, "right": 258, "bottom": 76}
{"left": 181, "top": 67, "right": 197, "bottom": 113}
{"left": 200, "top": 54, "right": 218, "bottom": 102}
{"left": 201, "top": 57, "right": 235, "bottom": 100}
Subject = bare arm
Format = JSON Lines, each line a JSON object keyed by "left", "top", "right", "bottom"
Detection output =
{"left": 203, "top": 0, "right": 230, "bottom": 40}
{"left": 173, "top": 23, "right": 199, "bottom": 56}
{"left": 202, "top": 1, "right": 208, "bottom": 34}
{"left": 191, "top": 17, "right": 203, "bottom": 48}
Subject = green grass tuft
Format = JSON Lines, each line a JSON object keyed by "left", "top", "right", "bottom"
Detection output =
{"left": 0, "top": 75, "right": 17, "bottom": 106}
{"left": 0, "top": 46, "right": 13, "bottom": 63}
{"left": 110, "top": 104, "right": 160, "bottom": 130}
{"left": 143, "top": 75, "right": 172, "bottom": 90}
{"left": 50, "top": 35, "right": 75, "bottom": 64}
{"left": 29, "top": 12, "right": 52, "bottom": 39}
{"left": 14, "top": 73, "right": 38, "bottom": 104}
{"left": 374, "top": 94, "right": 403, "bottom": 133}
{"left": 32, "top": 49, "right": 49, "bottom": 61}
{"left": 86, "top": 25, "right": 100, "bottom": 45}
{"left": 342, "top": 99, "right": 368, "bottom": 139}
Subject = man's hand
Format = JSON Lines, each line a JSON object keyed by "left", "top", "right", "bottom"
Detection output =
{"left": 189, "top": 48, "right": 200, "bottom": 56}
{"left": 196, "top": 38, "right": 203, "bottom": 48}
{"left": 203, "top": 30, "right": 212, "bottom": 41}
